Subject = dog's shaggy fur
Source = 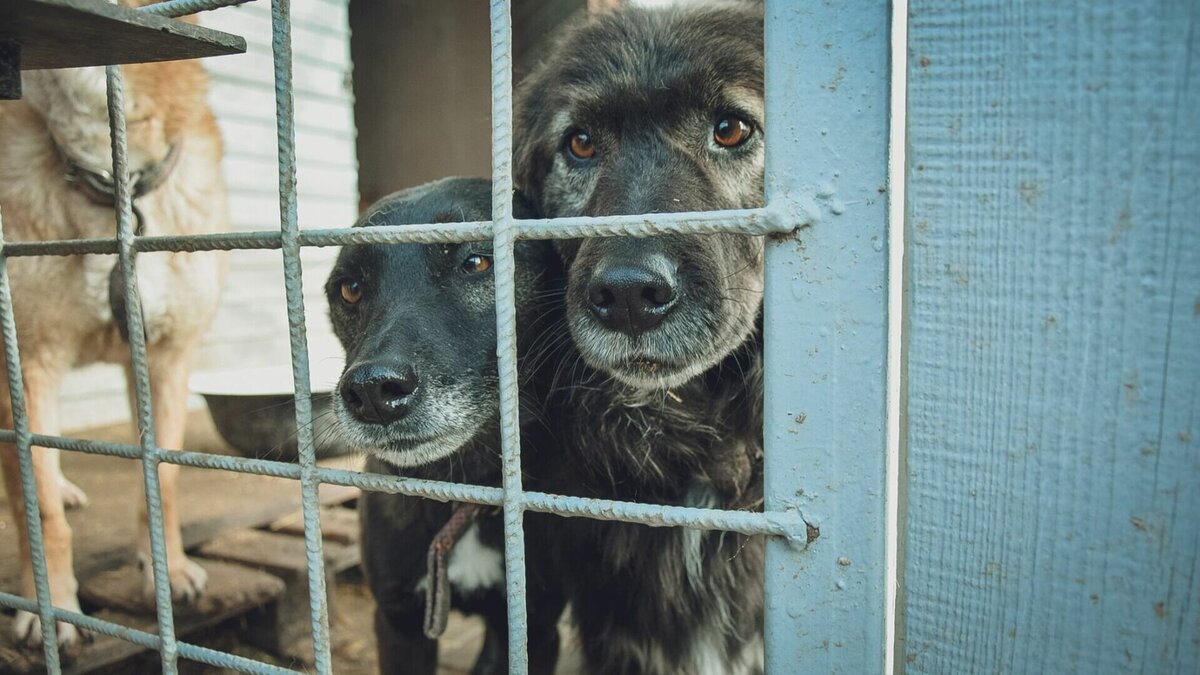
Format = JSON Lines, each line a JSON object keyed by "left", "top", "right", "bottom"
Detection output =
{"left": 0, "top": 6, "right": 228, "bottom": 647}
{"left": 328, "top": 178, "right": 565, "bottom": 674}
{"left": 515, "top": 3, "right": 767, "bottom": 673}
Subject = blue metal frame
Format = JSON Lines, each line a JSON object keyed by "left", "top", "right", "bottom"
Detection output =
{"left": 763, "top": 2, "right": 891, "bottom": 671}
{"left": 0, "top": 0, "right": 889, "bottom": 673}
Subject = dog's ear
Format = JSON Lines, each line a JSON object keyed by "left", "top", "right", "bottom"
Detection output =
{"left": 512, "top": 75, "right": 553, "bottom": 213}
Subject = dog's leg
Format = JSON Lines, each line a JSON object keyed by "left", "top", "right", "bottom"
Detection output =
{"left": 1, "top": 366, "right": 82, "bottom": 648}
{"left": 127, "top": 346, "right": 207, "bottom": 603}
{"left": 373, "top": 601, "right": 437, "bottom": 675}
{"left": 47, "top": 450, "right": 88, "bottom": 510}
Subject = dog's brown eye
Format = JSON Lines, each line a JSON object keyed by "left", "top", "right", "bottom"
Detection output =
{"left": 340, "top": 280, "right": 363, "bottom": 305}
{"left": 463, "top": 254, "right": 492, "bottom": 274}
{"left": 714, "top": 116, "right": 753, "bottom": 148}
{"left": 568, "top": 132, "right": 596, "bottom": 159}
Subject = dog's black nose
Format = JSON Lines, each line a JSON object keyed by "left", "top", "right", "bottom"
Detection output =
{"left": 340, "top": 362, "right": 419, "bottom": 425}
{"left": 587, "top": 265, "right": 677, "bottom": 335}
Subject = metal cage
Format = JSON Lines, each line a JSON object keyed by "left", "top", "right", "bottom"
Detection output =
{"left": 0, "top": 0, "right": 892, "bottom": 672}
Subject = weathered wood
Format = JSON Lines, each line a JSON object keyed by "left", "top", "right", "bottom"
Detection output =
{"left": 0, "top": 434, "right": 361, "bottom": 595}
{"left": 196, "top": 528, "right": 359, "bottom": 662}
{"left": 0, "top": 0, "right": 245, "bottom": 71}
{"left": 78, "top": 559, "right": 285, "bottom": 617}
{"left": 903, "top": 2, "right": 1200, "bottom": 673}
{"left": 196, "top": 528, "right": 359, "bottom": 575}
{"left": 1, "top": 561, "right": 284, "bottom": 674}
{"left": 270, "top": 505, "right": 359, "bottom": 546}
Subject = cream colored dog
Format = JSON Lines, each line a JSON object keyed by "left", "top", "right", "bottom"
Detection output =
{"left": 0, "top": 34, "right": 229, "bottom": 646}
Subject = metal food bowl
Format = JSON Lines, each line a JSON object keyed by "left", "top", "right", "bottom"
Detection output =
{"left": 190, "top": 362, "right": 353, "bottom": 462}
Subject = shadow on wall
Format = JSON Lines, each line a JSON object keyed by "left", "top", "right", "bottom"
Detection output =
{"left": 349, "top": 0, "right": 586, "bottom": 211}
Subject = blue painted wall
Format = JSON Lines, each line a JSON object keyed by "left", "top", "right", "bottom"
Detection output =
{"left": 903, "top": 2, "right": 1200, "bottom": 673}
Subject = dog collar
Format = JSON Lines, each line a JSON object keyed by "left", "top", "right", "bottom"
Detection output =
{"left": 424, "top": 501, "right": 493, "bottom": 639}
{"left": 53, "top": 138, "right": 182, "bottom": 342}
{"left": 57, "top": 140, "right": 182, "bottom": 236}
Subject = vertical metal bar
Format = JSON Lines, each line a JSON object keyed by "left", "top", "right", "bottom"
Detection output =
{"left": 488, "top": 1, "right": 529, "bottom": 672}
{"left": 268, "top": 1, "right": 333, "bottom": 671}
{"left": 105, "top": 64, "right": 180, "bottom": 673}
{"left": 0, "top": 207, "right": 61, "bottom": 671}
{"left": 762, "top": 0, "right": 891, "bottom": 672}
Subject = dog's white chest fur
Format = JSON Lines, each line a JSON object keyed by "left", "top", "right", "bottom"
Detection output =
{"left": 416, "top": 523, "right": 504, "bottom": 594}
{"left": 82, "top": 254, "right": 170, "bottom": 327}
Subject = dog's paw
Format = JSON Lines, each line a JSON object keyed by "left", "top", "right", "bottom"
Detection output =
{"left": 59, "top": 477, "right": 89, "bottom": 509}
{"left": 140, "top": 554, "right": 209, "bottom": 604}
{"left": 12, "top": 609, "right": 81, "bottom": 649}
{"left": 169, "top": 557, "right": 209, "bottom": 603}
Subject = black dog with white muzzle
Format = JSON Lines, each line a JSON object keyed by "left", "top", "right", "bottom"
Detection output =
{"left": 327, "top": 177, "right": 565, "bottom": 675}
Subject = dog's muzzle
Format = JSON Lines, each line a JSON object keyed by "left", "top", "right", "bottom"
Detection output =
{"left": 584, "top": 254, "right": 678, "bottom": 338}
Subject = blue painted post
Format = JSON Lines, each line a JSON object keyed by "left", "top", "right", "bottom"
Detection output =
{"left": 763, "top": 0, "right": 891, "bottom": 671}
{"left": 904, "top": 2, "right": 1200, "bottom": 673}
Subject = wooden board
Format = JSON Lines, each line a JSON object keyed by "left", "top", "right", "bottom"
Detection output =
{"left": 79, "top": 559, "right": 285, "bottom": 617}
{"left": 197, "top": 528, "right": 359, "bottom": 576}
{"left": 903, "top": 2, "right": 1200, "bottom": 672}
{"left": 0, "top": 413, "right": 362, "bottom": 595}
{"left": 1, "top": 560, "right": 284, "bottom": 674}
{"left": 270, "top": 505, "right": 358, "bottom": 546}
{"left": 0, "top": 0, "right": 246, "bottom": 71}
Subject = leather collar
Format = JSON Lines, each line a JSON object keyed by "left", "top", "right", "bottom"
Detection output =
{"left": 57, "top": 140, "right": 182, "bottom": 234}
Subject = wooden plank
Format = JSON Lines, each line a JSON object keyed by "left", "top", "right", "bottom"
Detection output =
{"left": 1, "top": 560, "right": 284, "bottom": 674}
{"left": 0, "top": 0, "right": 245, "bottom": 71}
{"left": 0, "top": 414, "right": 362, "bottom": 593}
{"left": 270, "top": 506, "right": 358, "bottom": 546}
{"left": 77, "top": 559, "right": 285, "bottom": 620}
{"left": 903, "top": 2, "right": 1200, "bottom": 673}
{"left": 197, "top": 528, "right": 358, "bottom": 575}
{"left": 196, "top": 528, "right": 357, "bottom": 664}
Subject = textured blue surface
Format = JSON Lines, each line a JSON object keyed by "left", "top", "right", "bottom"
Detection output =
{"left": 904, "top": 2, "right": 1200, "bottom": 672}
{"left": 763, "top": 0, "right": 891, "bottom": 671}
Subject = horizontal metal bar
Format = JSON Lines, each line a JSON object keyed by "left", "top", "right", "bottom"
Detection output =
{"left": 517, "top": 208, "right": 784, "bottom": 239}
{"left": 313, "top": 465, "right": 504, "bottom": 504}
{"left": 140, "top": 0, "right": 256, "bottom": 18}
{"left": 1, "top": 237, "right": 118, "bottom": 257}
{"left": 522, "top": 491, "right": 807, "bottom": 540}
{"left": 0, "top": 209, "right": 779, "bottom": 258}
{"left": 0, "top": 430, "right": 505, "bottom": 504}
{"left": 0, "top": 592, "right": 299, "bottom": 675}
{"left": 0, "top": 430, "right": 806, "bottom": 537}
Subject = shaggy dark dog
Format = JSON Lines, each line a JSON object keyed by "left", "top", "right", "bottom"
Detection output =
{"left": 515, "top": 3, "right": 767, "bottom": 674}
{"left": 327, "top": 178, "right": 564, "bottom": 674}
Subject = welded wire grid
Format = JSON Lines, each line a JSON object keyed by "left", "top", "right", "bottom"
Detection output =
{"left": 0, "top": 0, "right": 810, "bottom": 673}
